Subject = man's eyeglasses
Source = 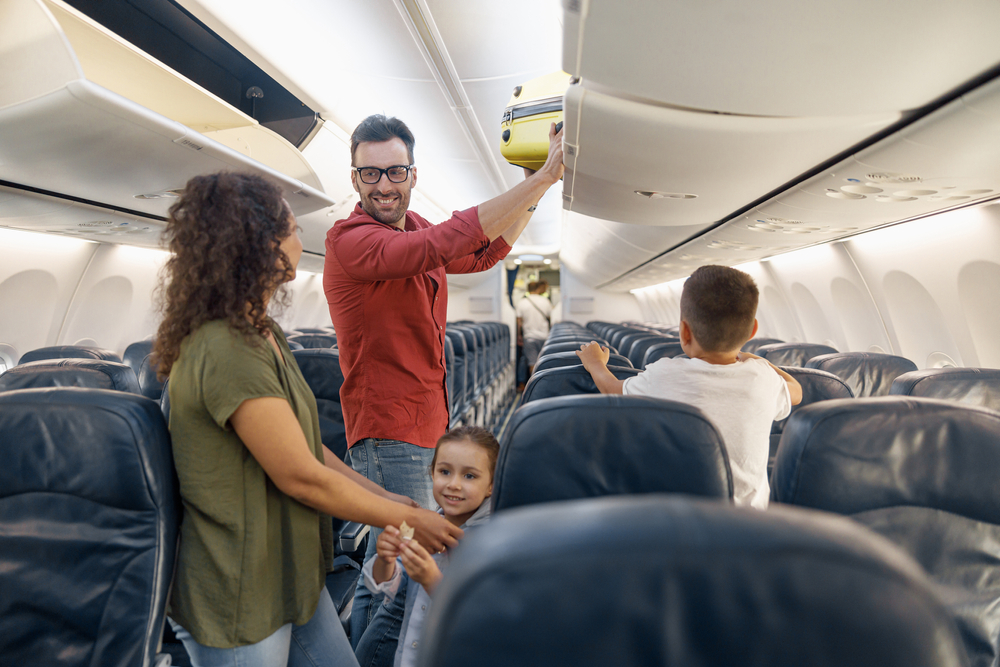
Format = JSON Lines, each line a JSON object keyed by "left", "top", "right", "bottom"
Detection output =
{"left": 355, "top": 165, "right": 413, "bottom": 185}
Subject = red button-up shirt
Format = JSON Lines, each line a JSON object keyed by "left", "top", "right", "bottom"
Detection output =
{"left": 323, "top": 204, "right": 511, "bottom": 449}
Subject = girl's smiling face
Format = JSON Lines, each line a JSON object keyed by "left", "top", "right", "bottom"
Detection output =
{"left": 431, "top": 439, "right": 494, "bottom": 526}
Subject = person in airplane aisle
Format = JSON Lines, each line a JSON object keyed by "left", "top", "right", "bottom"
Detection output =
{"left": 355, "top": 426, "right": 498, "bottom": 667}
{"left": 516, "top": 279, "right": 553, "bottom": 378}
{"left": 577, "top": 265, "right": 802, "bottom": 510}
{"left": 153, "top": 171, "right": 460, "bottom": 667}
{"left": 323, "top": 114, "right": 564, "bottom": 640}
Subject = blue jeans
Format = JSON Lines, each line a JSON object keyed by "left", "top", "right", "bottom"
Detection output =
{"left": 347, "top": 438, "right": 435, "bottom": 648}
{"left": 168, "top": 589, "right": 357, "bottom": 667}
{"left": 354, "top": 579, "right": 408, "bottom": 667}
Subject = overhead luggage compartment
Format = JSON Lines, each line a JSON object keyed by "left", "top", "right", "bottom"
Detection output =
{"left": 0, "top": 0, "right": 335, "bottom": 248}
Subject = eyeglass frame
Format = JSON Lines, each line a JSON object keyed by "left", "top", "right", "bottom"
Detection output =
{"left": 354, "top": 164, "right": 415, "bottom": 185}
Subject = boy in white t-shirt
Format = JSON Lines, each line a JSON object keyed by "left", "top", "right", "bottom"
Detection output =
{"left": 577, "top": 265, "right": 802, "bottom": 509}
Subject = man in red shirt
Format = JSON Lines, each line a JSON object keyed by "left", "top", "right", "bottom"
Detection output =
{"left": 323, "top": 114, "right": 563, "bottom": 640}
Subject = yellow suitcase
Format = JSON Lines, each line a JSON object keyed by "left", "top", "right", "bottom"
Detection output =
{"left": 500, "top": 71, "right": 571, "bottom": 171}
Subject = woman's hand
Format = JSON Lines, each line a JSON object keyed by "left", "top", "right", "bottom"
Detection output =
{"left": 382, "top": 489, "right": 420, "bottom": 508}
{"left": 400, "top": 539, "right": 443, "bottom": 594}
{"left": 405, "top": 508, "right": 463, "bottom": 553}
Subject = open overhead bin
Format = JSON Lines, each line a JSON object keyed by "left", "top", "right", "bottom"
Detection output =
{"left": 0, "top": 0, "right": 334, "bottom": 247}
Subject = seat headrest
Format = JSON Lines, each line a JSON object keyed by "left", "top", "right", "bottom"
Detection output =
{"left": 540, "top": 340, "right": 619, "bottom": 357}
{"left": 0, "top": 388, "right": 179, "bottom": 665}
{"left": 642, "top": 341, "right": 685, "bottom": 367}
{"left": 771, "top": 366, "right": 854, "bottom": 435}
{"left": 495, "top": 395, "right": 731, "bottom": 510}
{"left": 772, "top": 396, "right": 1000, "bottom": 523}
{"left": 285, "top": 333, "right": 337, "bottom": 349}
{"left": 291, "top": 349, "right": 343, "bottom": 400}
{"left": 757, "top": 343, "right": 838, "bottom": 367}
{"left": 0, "top": 358, "right": 141, "bottom": 394}
{"left": 122, "top": 339, "right": 154, "bottom": 372}
{"left": 741, "top": 337, "right": 785, "bottom": 353}
{"left": 422, "top": 496, "right": 966, "bottom": 667}
{"left": 520, "top": 364, "right": 640, "bottom": 406}
{"left": 890, "top": 367, "right": 1000, "bottom": 412}
{"left": 533, "top": 351, "right": 632, "bottom": 373}
{"left": 19, "top": 345, "right": 122, "bottom": 364}
{"left": 806, "top": 352, "right": 917, "bottom": 397}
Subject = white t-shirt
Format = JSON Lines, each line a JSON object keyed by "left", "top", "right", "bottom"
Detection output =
{"left": 622, "top": 357, "right": 791, "bottom": 509}
{"left": 516, "top": 294, "right": 552, "bottom": 341}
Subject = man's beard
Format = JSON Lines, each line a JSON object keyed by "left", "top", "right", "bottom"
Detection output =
{"left": 360, "top": 188, "right": 411, "bottom": 226}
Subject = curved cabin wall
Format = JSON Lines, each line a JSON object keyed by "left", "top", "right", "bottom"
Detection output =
{"left": 634, "top": 202, "right": 1000, "bottom": 370}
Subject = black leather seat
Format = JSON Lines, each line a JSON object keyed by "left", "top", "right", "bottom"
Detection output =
{"left": 123, "top": 339, "right": 166, "bottom": 400}
{"left": 445, "top": 329, "right": 470, "bottom": 421}
{"left": 533, "top": 350, "right": 633, "bottom": 373}
{"left": 641, "top": 341, "right": 685, "bottom": 367}
{"left": 757, "top": 342, "right": 838, "bottom": 367}
{"left": 772, "top": 396, "right": 1000, "bottom": 666}
{"left": 494, "top": 395, "right": 732, "bottom": 510}
{"left": 768, "top": 367, "right": 854, "bottom": 474}
{"left": 628, "top": 335, "right": 675, "bottom": 369}
{"left": 617, "top": 332, "right": 663, "bottom": 360}
{"left": 742, "top": 337, "right": 785, "bottom": 353}
{"left": 890, "top": 367, "right": 1000, "bottom": 412}
{"left": 806, "top": 351, "right": 918, "bottom": 397}
{"left": 539, "top": 340, "right": 619, "bottom": 358}
{"left": 291, "top": 349, "right": 348, "bottom": 460}
{"left": 286, "top": 333, "right": 337, "bottom": 349}
{"left": 609, "top": 327, "right": 649, "bottom": 350}
{"left": 19, "top": 345, "right": 122, "bottom": 364}
{"left": 520, "top": 364, "right": 640, "bottom": 406}
{"left": 0, "top": 387, "right": 178, "bottom": 666}
{"left": 0, "top": 358, "right": 141, "bottom": 394}
{"left": 421, "top": 495, "right": 968, "bottom": 667}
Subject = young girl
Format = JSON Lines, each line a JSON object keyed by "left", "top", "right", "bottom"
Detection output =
{"left": 356, "top": 426, "right": 499, "bottom": 667}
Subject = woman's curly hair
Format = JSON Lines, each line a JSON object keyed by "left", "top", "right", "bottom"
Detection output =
{"left": 153, "top": 172, "right": 294, "bottom": 379}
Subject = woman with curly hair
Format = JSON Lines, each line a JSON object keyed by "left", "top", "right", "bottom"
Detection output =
{"left": 153, "top": 172, "right": 462, "bottom": 667}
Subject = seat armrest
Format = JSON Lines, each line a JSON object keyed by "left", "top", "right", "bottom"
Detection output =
{"left": 339, "top": 521, "right": 370, "bottom": 553}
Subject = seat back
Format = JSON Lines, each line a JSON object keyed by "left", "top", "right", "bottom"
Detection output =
{"left": 0, "top": 388, "right": 179, "bottom": 667}
{"left": 617, "top": 333, "right": 662, "bottom": 359}
{"left": 19, "top": 345, "right": 122, "bottom": 364}
{"left": 495, "top": 395, "right": 732, "bottom": 510}
{"left": 641, "top": 341, "right": 685, "bottom": 367}
{"left": 773, "top": 396, "right": 1000, "bottom": 666}
{"left": 756, "top": 342, "right": 837, "bottom": 368}
{"left": 741, "top": 337, "right": 785, "bottom": 353}
{"left": 806, "top": 352, "right": 918, "bottom": 397}
{"left": 444, "top": 334, "right": 456, "bottom": 417}
{"left": 890, "top": 367, "right": 1000, "bottom": 412}
{"left": 286, "top": 333, "right": 337, "bottom": 349}
{"left": 0, "top": 358, "right": 141, "bottom": 394}
{"left": 292, "top": 349, "right": 348, "bottom": 460}
{"left": 445, "top": 330, "right": 469, "bottom": 413}
{"left": 609, "top": 327, "right": 647, "bottom": 350}
{"left": 451, "top": 326, "right": 480, "bottom": 394}
{"left": 520, "top": 364, "right": 640, "bottom": 406}
{"left": 123, "top": 340, "right": 166, "bottom": 400}
{"left": 628, "top": 335, "right": 674, "bottom": 368}
{"left": 533, "top": 351, "right": 632, "bottom": 373}
{"left": 421, "top": 496, "right": 968, "bottom": 667}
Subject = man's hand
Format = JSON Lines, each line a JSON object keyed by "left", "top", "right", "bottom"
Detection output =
{"left": 534, "top": 122, "right": 565, "bottom": 185}
{"left": 406, "top": 507, "right": 464, "bottom": 553}
{"left": 400, "top": 538, "right": 444, "bottom": 594}
{"left": 576, "top": 341, "right": 610, "bottom": 373}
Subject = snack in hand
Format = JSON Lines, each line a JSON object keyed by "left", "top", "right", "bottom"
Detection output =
{"left": 399, "top": 521, "right": 415, "bottom": 541}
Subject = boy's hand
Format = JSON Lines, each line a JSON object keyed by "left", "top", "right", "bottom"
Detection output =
{"left": 737, "top": 351, "right": 760, "bottom": 362}
{"left": 576, "top": 341, "right": 610, "bottom": 371}
{"left": 400, "top": 538, "right": 444, "bottom": 594}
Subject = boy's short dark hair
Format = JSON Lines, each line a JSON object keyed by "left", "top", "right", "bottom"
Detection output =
{"left": 350, "top": 114, "right": 415, "bottom": 166}
{"left": 680, "top": 265, "right": 759, "bottom": 352}
{"left": 431, "top": 426, "right": 500, "bottom": 480}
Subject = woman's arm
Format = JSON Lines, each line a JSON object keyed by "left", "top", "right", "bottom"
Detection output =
{"left": 230, "top": 397, "right": 461, "bottom": 551}
{"left": 322, "top": 445, "right": 419, "bottom": 508}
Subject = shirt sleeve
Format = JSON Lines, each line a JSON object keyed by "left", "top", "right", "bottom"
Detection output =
{"left": 621, "top": 359, "right": 671, "bottom": 396}
{"left": 772, "top": 367, "right": 793, "bottom": 421}
{"left": 362, "top": 555, "right": 403, "bottom": 601}
{"left": 443, "top": 234, "right": 512, "bottom": 275}
{"left": 333, "top": 207, "right": 491, "bottom": 281}
{"left": 199, "top": 327, "right": 287, "bottom": 430}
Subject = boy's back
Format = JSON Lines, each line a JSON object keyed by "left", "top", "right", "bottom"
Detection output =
{"left": 623, "top": 356, "right": 791, "bottom": 508}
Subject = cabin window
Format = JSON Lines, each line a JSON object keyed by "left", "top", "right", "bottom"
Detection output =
{"left": 0, "top": 344, "right": 17, "bottom": 373}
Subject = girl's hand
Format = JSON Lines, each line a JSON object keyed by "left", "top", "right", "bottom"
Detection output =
{"left": 400, "top": 539, "right": 443, "bottom": 594}
{"left": 377, "top": 525, "right": 403, "bottom": 562}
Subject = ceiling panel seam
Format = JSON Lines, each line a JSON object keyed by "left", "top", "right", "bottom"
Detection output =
{"left": 392, "top": 0, "right": 508, "bottom": 196}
